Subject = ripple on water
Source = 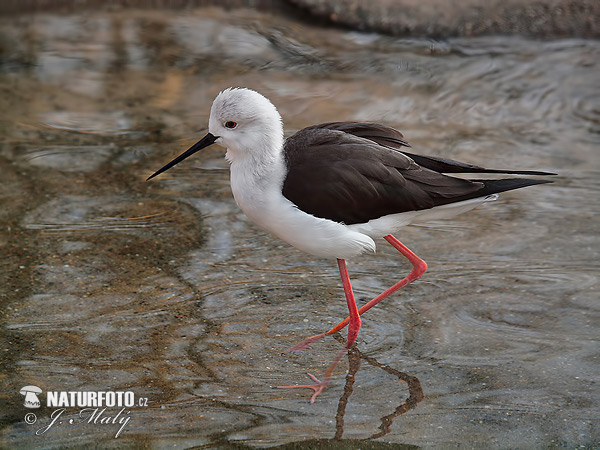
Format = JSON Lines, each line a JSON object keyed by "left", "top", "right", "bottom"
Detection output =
{"left": 22, "top": 194, "right": 173, "bottom": 234}
{"left": 24, "top": 145, "right": 117, "bottom": 172}
{"left": 41, "top": 110, "right": 132, "bottom": 135}
{"left": 403, "top": 261, "right": 598, "bottom": 369}
{"left": 573, "top": 93, "right": 600, "bottom": 132}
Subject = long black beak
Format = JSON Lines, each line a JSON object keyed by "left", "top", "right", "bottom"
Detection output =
{"left": 146, "top": 132, "right": 218, "bottom": 181}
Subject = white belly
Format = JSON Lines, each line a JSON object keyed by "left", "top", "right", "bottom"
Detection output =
{"left": 235, "top": 186, "right": 376, "bottom": 259}
{"left": 348, "top": 194, "right": 499, "bottom": 237}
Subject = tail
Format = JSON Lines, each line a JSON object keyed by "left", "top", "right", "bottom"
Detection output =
{"left": 474, "top": 178, "right": 554, "bottom": 197}
{"left": 402, "top": 151, "right": 557, "bottom": 176}
{"left": 427, "top": 177, "right": 554, "bottom": 209}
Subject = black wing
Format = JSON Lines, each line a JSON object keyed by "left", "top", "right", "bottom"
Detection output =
{"left": 282, "top": 123, "right": 553, "bottom": 225}
{"left": 310, "top": 122, "right": 554, "bottom": 175}
{"left": 304, "top": 121, "right": 412, "bottom": 150}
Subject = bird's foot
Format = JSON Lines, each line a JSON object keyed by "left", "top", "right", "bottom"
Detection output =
{"left": 277, "top": 372, "right": 329, "bottom": 403}
{"left": 285, "top": 333, "right": 327, "bottom": 353}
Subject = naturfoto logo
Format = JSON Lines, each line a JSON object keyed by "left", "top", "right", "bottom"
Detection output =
{"left": 46, "top": 391, "right": 135, "bottom": 408}
{"left": 20, "top": 386, "right": 42, "bottom": 409}
{"left": 20, "top": 385, "right": 149, "bottom": 438}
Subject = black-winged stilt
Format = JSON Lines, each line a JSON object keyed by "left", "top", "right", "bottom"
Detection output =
{"left": 147, "top": 88, "right": 554, "bottom": 402}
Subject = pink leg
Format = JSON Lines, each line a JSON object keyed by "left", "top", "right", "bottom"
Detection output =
{"left": 286, "top": 234, "right": 427, "bottom": 353}
{"left": 278, "top": 259, "right": 360, "bottom": 402}
{"left": 338, "top": 258, "right": 361, "bottom": 349}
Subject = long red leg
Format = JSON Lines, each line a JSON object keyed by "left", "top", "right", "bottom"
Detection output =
{"left": 278, "top": 259, "right": 360, "bottom": 402}
{"left": 338, "top": 258, "right": 361, "bottom": 349}
{"left": 286, "top": 234, "right": 427, "bottom": 352}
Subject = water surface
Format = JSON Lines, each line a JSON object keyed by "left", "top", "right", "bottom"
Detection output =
{"left": 0, "top": 7, "right": 598, "bottom": 448}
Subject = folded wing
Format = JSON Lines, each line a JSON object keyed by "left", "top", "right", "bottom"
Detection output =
{"left": 282, "top": 122, "right": 553, "bottom": 225}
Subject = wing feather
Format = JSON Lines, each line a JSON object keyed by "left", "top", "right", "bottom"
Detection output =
{"left": 283, "top": 126, "right": 482, "bottom": 224}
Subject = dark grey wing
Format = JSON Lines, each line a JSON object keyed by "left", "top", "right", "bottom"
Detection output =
{"left": 305, "top": 121, "right": 411, "bottom": 150}
{"left": 308, "top": 122, "right": 556, "bottom": 176}
{"left": 282, "top": 127, "right": 486, "bottom": 225}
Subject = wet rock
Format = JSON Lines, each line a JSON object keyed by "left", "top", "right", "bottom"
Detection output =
{"left": 289, "top": 0, "right": 599, "bottom": 38}
{"left": 0, "top": 0, "right": 597, "bottom": 37}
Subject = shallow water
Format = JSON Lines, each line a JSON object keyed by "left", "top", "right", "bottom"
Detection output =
{"left": 0, "top": 7, "right": 598, "bottom": 448}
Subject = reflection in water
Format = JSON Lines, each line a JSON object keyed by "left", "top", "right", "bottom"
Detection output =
{"left": 332, "top": 338, "right": 424, "bottom": 441}
{"left": 0, "top": 6, "right": 598, "bottom": 449}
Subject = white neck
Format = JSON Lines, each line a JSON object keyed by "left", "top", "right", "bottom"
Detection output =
{"left": 226, "top": 134, "right": 286, "bottom": 220}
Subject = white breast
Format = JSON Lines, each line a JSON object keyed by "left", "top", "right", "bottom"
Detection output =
{"left": 228, "top": 155, "right": 376, "bottom": 260}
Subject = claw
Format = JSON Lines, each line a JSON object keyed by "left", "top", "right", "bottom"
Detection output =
{"left": 277, "top": 372, "right": 330, "bottom": 403}
{"left": 284, "top": 334, "right": 326, "bottom": 353}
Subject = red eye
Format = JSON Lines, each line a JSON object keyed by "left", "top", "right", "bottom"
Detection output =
{"left": 225, "top": 121, "right": 237, "bottom": 129}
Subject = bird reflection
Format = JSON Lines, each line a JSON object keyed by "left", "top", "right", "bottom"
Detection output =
{"left": 330, "top": 335, "right": 424, "bottom": 440}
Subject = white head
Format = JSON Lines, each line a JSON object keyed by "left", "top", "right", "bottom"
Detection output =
{"left": 209, "top": 88, "right": 283, "bottom": 161}
{"left": 147, "top": 88, "right": 284, "bottom": 180}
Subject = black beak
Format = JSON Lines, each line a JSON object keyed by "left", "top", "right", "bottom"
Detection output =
{"left": 146, "top": 132, "right": 218, "bottom": 181}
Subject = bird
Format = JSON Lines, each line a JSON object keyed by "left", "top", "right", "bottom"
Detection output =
{"left": 147, "top": 87, "right": 554, "bottom": 403}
